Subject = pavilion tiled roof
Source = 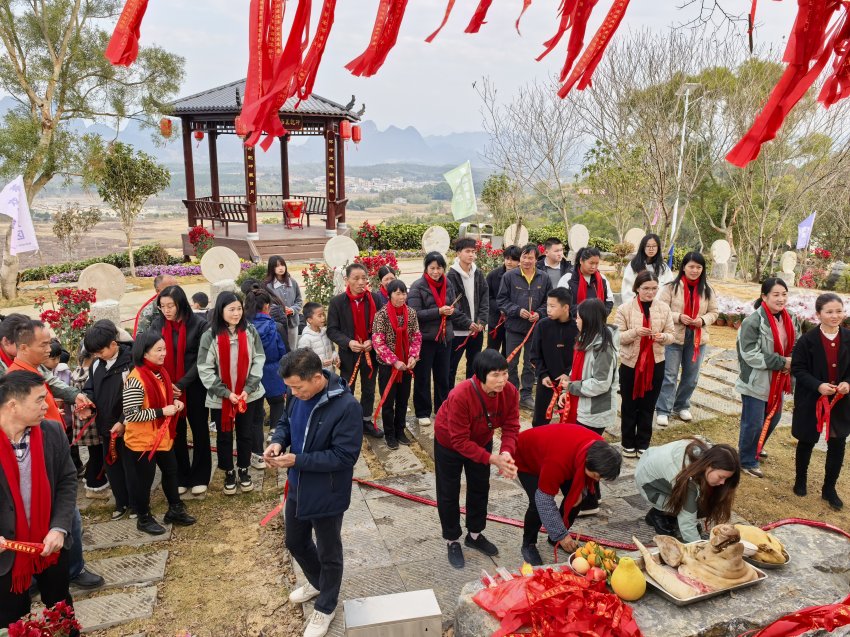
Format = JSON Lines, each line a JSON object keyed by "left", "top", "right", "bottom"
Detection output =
{"left": 169, "top": 79, "right": 358, "bottom": 118}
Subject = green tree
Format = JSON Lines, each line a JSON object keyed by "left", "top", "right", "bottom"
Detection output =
{"left": 52, "top": 202, "right": 101, "bottom": 260}
{"left": 480, "top": 173, "right": 521, "bottom": 233}
{"left": 0, "top": 0, "right": 184, "bottom": 297}
{"left": 95, "top": 142, "right": 170, "bottom": 276}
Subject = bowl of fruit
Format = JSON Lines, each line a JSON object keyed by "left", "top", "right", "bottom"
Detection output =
{"left": 568, "top": 540, "right": 619, "bottom": 583}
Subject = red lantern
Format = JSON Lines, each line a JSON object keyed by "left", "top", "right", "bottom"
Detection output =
{"left": 339, "top": 120, "right": 352, "bottom": 140}
{"left": 159, "top": 118, "right": 172, "bottom": 138}
{"left": 352, "top": 125, "right": 362, "bottom": 143}
{"left": 194, "top": 130, "right": 204, "bottom": 141}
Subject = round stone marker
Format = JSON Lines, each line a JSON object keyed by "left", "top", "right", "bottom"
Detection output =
{"left": 200, "top": 246, "right": 242, "bottom": 283}
{"left": 78, "top": 263, "right": 126, "bottom": 301}
{"left": 623, "top": 228, "right": 646, "bottom": 252}
{"left": 323, "top": 236, "right": 360, "bottom": 268}
{"left": 711, "top": 239, "right": 732, "bottom": 264}
{"left": 503, "top": 223, "right": 529, "bottom": 248}
{"left": 568, "top": 224, "right": 590, "bottom": 251}
{"left": 422, "top": 226, "right": 451, "bottom": 255}
{"left": 780, "top": 251, "right": 798, "bottom": 273}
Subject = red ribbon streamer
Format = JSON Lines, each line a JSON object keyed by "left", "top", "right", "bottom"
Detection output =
{"left": 104, "top": 0, "right": 150, "bottom": 66}
{"left": 373, "top": 368, "right": 409, "bottom": 425}
{"left": 106, "top": 432, "right": 119, "bottom": 466}
{"left": 425, "top": 0, "right": 456, "bottom": 42}
{"left": 146, "top": 415, "right": 173, "bottom": 461}
{"left": 756, "top": 372, "right": 787, "bottom": 458}
{"left": 506, "top": 320, "right": 539, "bottom": 363}
{"left": 738, "top": 593, "right": 850, "bottom": 637}
{"left": 71, "top": 409, "right": 97, "bottom": 446}
{"left": 345, "top": 0, "right": 409, "bottom": 77}
{"left": 489, "top": 314, "right": 506, "bottom": 339}
{"left": 816, "top": 393, "right": 845, "bottom": 441}
{"left": 454, "top": 330, "right": 479, "bottom": 352}
{"left": 464, "top": 0, "right": 494, "bottom": 33}
{"left": 545, "top": 385, "right": 562, "bottom": 420}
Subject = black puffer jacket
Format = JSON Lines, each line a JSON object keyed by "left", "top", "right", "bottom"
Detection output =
{"left": 83, "top": 343, "right": 133, "bottom": 438}
{"left": 407, "top": 275, "right": 464, "bottom": 343}
{"left": 149, "top": 311, "right": 209, "bottom": 390}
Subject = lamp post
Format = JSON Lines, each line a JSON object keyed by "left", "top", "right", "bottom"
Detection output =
{"left": 668, "top": 82, "right": 700, "bottom": 266}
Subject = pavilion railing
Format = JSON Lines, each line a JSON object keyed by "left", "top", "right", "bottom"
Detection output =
{"left": 186, "top": 194, "right": 329, "bottom": 229}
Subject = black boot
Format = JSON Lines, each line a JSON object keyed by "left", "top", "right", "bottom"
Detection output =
{"left": 136, "top": 513, "right": 166, "bottom": 536}
{"left": 794, "top": 441, "right": 813, "bottom": 497}
{"left": 822, "top": 438, "right": 846, "bottom": 511}
{"left": 164, "top": 503, "right": 197, "bottom": 526}
{"left": 645, "top": 508, "right": 677, "bottom": 536}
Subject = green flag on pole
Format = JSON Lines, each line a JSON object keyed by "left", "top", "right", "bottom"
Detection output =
{"left": 444, "top": 160, "right": 477, "bottom": 220}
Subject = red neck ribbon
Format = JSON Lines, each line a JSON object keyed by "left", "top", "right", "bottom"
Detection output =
{"left": 0, "top": 425, "right": 59, "bottom": 593}
{"left": 764, "top": 306, "right": 795, "bottom": 404}
{"left": 346, "top": 287, "right": 377, "bottom": 342}
{"left": 387, "top": 303, "right": 410, "bottom": 362}
{"left": 0, "top": 348, "right": 13, "bottom": 368}
{"left": 424, "top": 274, "right": 447, "bottom": 307}
{"left": 218, "top": 330, "right": 250, "bottom": 433}
{"left": 633, "top": 303, "right": 655, "bottom": 399}
{"left": 566, "top": 348, "right": 587, "bottom": 423}
{"left": 162, "top": 319, "right": 187, "bottom": 385}
{"left": 577, "top": 272, "right": 605, "bottom": 305}
{"left": 683, "top": 279, "right": 702, "bottom": 362}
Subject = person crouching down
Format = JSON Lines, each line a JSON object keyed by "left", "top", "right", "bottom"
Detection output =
{"left": 513, "top": 424, "right": 621, "bottom": 565}
{"left": 265, "top": 349, "right": 363, "bottom": 637}
{"left": 434, "top": 349, "right": 520, "bottom": 569}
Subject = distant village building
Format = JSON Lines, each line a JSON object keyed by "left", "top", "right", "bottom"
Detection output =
{"left": 392, "top": 197, "right": 408, "bottom": 205}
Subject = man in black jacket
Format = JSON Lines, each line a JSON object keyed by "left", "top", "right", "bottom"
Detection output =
{"left": 83, "top": 320, "right": 137, "bottom": 520}
{"left": 265, "top": 349, "right": 362, "bottom": 637}
{"left": 497, "top": 244, "right": 552, "bottom": 410}
{"left": 447, "top": 238, "right": 489, "bottom": 389}
{"left": 530, "top": 288, "right": 578, "bottom": 426}
{"left": 327, "top": 263, "right": 384, "bottom": 438}
{"left": 0, "top": 371, "right": 78, "bottom": 630}
{"left": 536, "top": 237, "right": 573, "bottom": 288}
{"left": 486, "top": 246, "right": 520, "bottom": 356}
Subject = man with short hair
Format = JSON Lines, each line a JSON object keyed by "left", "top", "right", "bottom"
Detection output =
{"left": 497, "top": 244, "right": 552, "bottom": 410}
{"left": 0, "top": 314, "right": 31, "bottom": 376}
{"left": 135, "top": 274, "right": 178, "bottom": 335}
{"left": 326, "top": 263, "right": 384, "bottom": 438}
{"left": 486, "top": 246, "right": 520, "bottom": 356}
{"left": 265, "top": 349, "right": 363, "bottom": 637}
{"left": 536, "top": 237, "right": 573, "bottom": 288}
{"left": 0, "top": 371, "right": 79, "bottom": 629}
{"left": 513, "top": 423, "right": 622, "bottom": 565}
{"left": 447, "top": 237, "right": 489, "bottom": 389}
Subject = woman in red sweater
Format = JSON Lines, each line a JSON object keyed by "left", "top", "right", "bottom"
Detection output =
{"left": 514, "top": 424, "right": 621, "bottom": 565}
{"left": 434, "top": 349, "right": 519, "bottom": 569}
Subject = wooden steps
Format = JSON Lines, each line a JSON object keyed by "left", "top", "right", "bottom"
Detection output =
{"left": 252, "top": 237, "right": 329, "bottom": 261}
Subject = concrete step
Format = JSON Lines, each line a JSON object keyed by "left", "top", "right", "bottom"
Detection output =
{"left": 365, "top": 430, "right": 425, "bottom": 475}
{"left": 700, "top": 364, "right": 739, "bottom": 387}
{"left": 689, "top": 389, "right": 741, "bottom": 416}
{"left": 75, "top": 586, "right": 158, "bottom": 632}
{"left": 82, "top": 518, "right": 172, "bottom": 551}
{"left": 71, "top": 551, "right": 168, "bottom": 599}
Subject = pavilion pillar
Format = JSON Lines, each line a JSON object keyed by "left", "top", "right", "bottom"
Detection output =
{"left": 209, "top": 131, "right": 221, "bottom": 201}
{"left": 280, "top": 134, "right": 290, "bottom": 199}
{"left": 337, "top": 123, "right": 347, "bottom": 231}
{"left": 181, "top": 116, "right": 196, "bottom": 228}
{"left": 324, "top": 124, "right": 338, "bottom": 237}
{"left": 244, "top": 144, "right": 259, "bottom": 240}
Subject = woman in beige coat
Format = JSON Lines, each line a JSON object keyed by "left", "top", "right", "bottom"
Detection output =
{"left": 656, "top": 252, "right": 719, "bottom": 427}
{"left": 615, "top": 270, "right": 674, "bottom": 457}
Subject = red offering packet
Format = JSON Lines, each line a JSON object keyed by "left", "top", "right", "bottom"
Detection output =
{"left": 1, "top": 539, "right": 45, "bottom": 555}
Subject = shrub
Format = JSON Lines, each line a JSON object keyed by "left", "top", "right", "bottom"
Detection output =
{"left": 236, "top": 263, "right": 268, "bottom": 286}
{"left": 355, "top": 251, "right": 399, "bottom": 288}
{"left": 19, "top": 243, "right": 179, "bottom": 282}
{"left": 35, "top": 288, "right": 96, "bottom": 357}
{"left": 589, "top": 236, "right": 615, "bottom": 252}
{"left": 356, "top": 221, "right": 381, "bottom": 250}
{"left": 302, "top": 263, "right": 336, "bottom": 307}
{"left": 188, "top": 226, "right": 215, "bottom": 259}
{"left": 133, "top": 243, "right": 172, "bottom": 266}
{"left": 374, "top": 222, "right": 460, "bottom": 251}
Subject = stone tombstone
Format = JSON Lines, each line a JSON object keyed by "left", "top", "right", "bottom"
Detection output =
{"left": 779, "top": 251, "right": 798, "bottom": 285}
{"left": 200, "top": 246, "right": 242, "bottom": 305}
{"left": 459, "top": 222, "right": 494, "bottom": 243}
{"left": 422, "top": 225, "right": 451, "bottom": 255}
{"left": 78, "top": 263, "right": 126, "bottom": 327}
{"left": 710, "top": 239, "right": 732, "bottom": 280}
{"left": 623, "top": 227, "right": 645, "bottom": 255}
{"left": 826, "top": 261, "right": 847, "bottom": 289}
{"left": 568, "top": 224, "right": 590, "bottom": 252}
{"left": 323, "top": 235, "right": 360, "bottom": 269}
{"left": 503, "top": 223, "right": 529, "bottom": 248}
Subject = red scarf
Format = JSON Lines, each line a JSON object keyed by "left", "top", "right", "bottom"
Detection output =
{"left": 566, "top": 348, "right": 587, "bottom": 424}
{"left": 161, "top": 319, "right": 187, "bottom": 383}
{"left": 346, "top": 287, "right": 377, "bottom": 342}
{"left": 764, "top": 306, "right": 795, "bottom": 411}
{"left": 576, "top": 271, "right": 605, "bottom": 305}
{"left": 0, "top": 348, "right": 14, "bottom": 369}
{"left": 561, "top": 439, "right": 597, "bottom": 522}
{"left": 633, "top": 302, "right": 655, "bottom": 399}
{"left": 134, "top": 360, "right": 176, "bottom": 437}
{"left": 387, "top": 302, "right": 410, "bottom": 362}
{"left": 683, "top": 279, "right": 702, "bottom": 362}
{"left": 0, "top": 425, "right": 59, "bottom": 593}
{"left": 379, "top": 285, "right": 390, "bottom": 303}
{"left": 218, "top": 329, "right": 250, "bottom": 433}
{"left": 424, "top": 274, "right": 447, "bottom": 307}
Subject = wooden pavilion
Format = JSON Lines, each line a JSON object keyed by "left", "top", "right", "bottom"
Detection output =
{"left": 169, "top": 79, "right": 361, "bottom": 261}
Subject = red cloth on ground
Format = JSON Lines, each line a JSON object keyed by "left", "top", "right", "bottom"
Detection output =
{"left": 434, "top": 377, "right": 519, "bottom": 464}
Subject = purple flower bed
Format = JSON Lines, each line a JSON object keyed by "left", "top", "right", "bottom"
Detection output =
{"left": 49, "top": 271, "right": 82, "bottom": 284}
{"left": 48, "top": 260, "right": 254, "bottom": 283}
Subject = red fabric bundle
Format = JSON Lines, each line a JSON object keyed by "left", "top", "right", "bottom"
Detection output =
{"left": 105, "top": 0, "right": 150, "bottom": 66}
{"left": 345, "top": 0, "right": 410, "bottom": 77}
{"left": 474, "top": 568, "right": 644, "bottom": 637}
{"left": 633, "top": 308, "right": 655, "bottom": 399}
{"left": 464, "top": 0, "right": 494, "bottom": 33}
{"left": 740, "top": 593, "right": 850, "bottom": 637}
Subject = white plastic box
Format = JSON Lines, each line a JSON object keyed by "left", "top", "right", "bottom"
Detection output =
{"left": 343, "top": 589, "right": 442, "bottom": 636}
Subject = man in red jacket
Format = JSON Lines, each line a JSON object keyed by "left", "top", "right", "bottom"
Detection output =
{"left": 434, "top": 349, "right": 519, "bottom": 569}
{"left": 514, "top": 424, "right": 621, "bottom": 565}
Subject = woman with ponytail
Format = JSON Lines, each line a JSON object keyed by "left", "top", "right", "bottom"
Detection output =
{"left": 198, "top": 292, "right": 266, "bottom": 496}
{"left": 149, "top": 286, "right": 211, "bottom": 496}
{"left": 735, "top": 278, "right": 798, "bottom": 479}
{"left": 656, "top": 252, "right": 719, "bottom": 427}
{"left": 123, "top": 331, "right": 196, "bottom": 535}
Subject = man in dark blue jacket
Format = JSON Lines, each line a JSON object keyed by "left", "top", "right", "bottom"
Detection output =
{"left": 264, "top": 349, "right": 362, "bottom": 637}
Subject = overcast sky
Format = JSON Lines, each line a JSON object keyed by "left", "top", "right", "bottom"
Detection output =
{"left": 143, "top": 0, "right": 798, "bottom": 135}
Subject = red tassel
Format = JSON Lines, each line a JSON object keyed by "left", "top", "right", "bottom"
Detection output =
{"left": 345, "top": 0, "right": 409, "bottom": 77}
{"left": 464, "top": 0, "right": 494, "bottom": 33}
{"left": 515, "top": 0, "right": 534, "bottom": 34}
{"left": 105, "top": 0, "right": 150, "bottom": 66}
{"left": 536, "top": 0, "right": 575, "bottom": 62}
{"left": 425, "top": 0, "right": 456, "bottom": 42}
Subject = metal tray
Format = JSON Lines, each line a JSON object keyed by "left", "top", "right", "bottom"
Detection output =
{"left": 744, "top": 549, "right": 790, "bottom": 570}
{"left": 638, "top": 545, "right": 768, "bottom": 607}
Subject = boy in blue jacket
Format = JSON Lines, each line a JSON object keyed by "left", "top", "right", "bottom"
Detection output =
{"left": 264, "top": 349, "right": 362, "bottom": 637}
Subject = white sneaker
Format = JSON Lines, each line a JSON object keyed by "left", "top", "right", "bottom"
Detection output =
{"left": 417, "top": 417, "right": 431, "bottom": 426}
{"left": 677, "top": 409, "right": 693, "bottom": 422}
{"left": 303, "top": 609, "right": 335, "bottom": 637}
{"left": 191, "top": 485, "right": 208, "bottom": 496}
{"left": 177, "top": 486, "right": 188, "bottom": 495}
{"left": 250, "top": 453, "right": 267, "bottom": 470}
{"left": 289, "top": 582, "right": 321, "bottom": 604}
{"left": 85, "top": 487, "right": 111, "bottom": 500}
{"left": 656, "top": 414, "right": 668, "bottom": 427}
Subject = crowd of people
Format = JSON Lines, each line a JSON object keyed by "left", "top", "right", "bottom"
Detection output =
{"left": 0, "top": 235, "right": 848, "bottom": 637}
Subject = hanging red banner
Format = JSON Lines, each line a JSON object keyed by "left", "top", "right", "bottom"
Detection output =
{"left": 104, "top": 0, "right": 150, "bottom": 66}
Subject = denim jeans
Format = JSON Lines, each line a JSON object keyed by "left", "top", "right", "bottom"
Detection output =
{"left": 656, "top": 330, "right": 705, "bottom": 416}
{"left": 68, "top": 507, "right": 84, "bottom": 579}
{"left": 739, "top": 394, "right": 782, "bottom": 469}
